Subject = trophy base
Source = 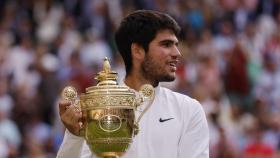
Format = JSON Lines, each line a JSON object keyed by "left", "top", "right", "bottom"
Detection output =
{"left": 102, "top": 152, "right": 121, "bottom": 158}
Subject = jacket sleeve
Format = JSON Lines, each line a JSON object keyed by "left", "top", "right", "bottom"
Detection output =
{"left": 178, "top": 99, "right": 209, "bottom": 158}
{"left": 56, "top": 130, "right": 93, "bottom": 158}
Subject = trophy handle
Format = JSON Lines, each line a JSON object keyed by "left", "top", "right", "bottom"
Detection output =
{"left": 75, "top": 99, "right": 85, "bottom": 136}
{"left": 133, "top": 84, "right": 155, "bottom": 136}
{"left": 61, "top": 86, "right": 85, "bottom": 136}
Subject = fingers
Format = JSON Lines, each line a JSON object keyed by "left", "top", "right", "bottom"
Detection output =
{"left": 61, "top": 104, "right": 83, "bottom": 136}
{"left": 62, "top": 105, "right": 82, "bottom": 124}
{"left": 59, "top": 100, "right": 71, "bottom": 115}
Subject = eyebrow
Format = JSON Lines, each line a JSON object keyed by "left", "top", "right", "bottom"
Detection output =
{"left": 159, "top": 39, "right": 179, "bottom": 46}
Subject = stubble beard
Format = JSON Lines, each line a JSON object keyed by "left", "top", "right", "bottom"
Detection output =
{"left": 141, "top": 55, "right": 175, "bottom": 86}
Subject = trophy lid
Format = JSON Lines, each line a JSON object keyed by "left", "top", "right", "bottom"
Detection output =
{"left": 94, "top": 57, "right": 118, "bottom": 85}
{"left": 81, "top": 57, "right": 135, "bottom": 109}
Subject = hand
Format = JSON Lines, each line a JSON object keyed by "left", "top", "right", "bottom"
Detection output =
{"left": 59, "top": 100, "right": 82, "bottom": 136}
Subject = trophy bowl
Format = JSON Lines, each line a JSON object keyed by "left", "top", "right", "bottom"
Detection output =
{"left": 61, "top": 58, "right": 153, "bottom": 158}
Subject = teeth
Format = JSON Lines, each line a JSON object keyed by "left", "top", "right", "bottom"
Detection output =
{"left": 169, "top": 63, "right": 176, "bottom": 67}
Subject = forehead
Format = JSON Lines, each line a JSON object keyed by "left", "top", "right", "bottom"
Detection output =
{"left": 152, "top": 29, "right": 178, "bottom": 43}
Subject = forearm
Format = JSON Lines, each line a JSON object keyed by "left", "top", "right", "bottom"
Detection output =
{"left": 56, "top": 130, "right": 85, "bottom": 158}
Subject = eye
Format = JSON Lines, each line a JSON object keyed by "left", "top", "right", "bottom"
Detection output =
{"left": 162, "top": 42, "right": 173, "bottom": 47}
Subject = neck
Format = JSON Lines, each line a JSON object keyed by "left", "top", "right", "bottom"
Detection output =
{"left": 124, "top": 71, "right": 158, "bottom": 91}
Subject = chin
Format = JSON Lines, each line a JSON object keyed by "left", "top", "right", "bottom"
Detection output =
{"left": 160, "top": 74, "right": 176, "bottom": 82}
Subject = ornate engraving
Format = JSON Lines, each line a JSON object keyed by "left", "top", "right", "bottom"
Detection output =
{"left": 99, "top": 115, "right": 122, "bottom": 132}
{"left": 84, "top": 96, "right": 135, "bottom": 108}
{"left": 62, "top": 86, "right": 77, "bottom": 101}
{"left": 88, "top": 137, "right": 132, "bottom": 144}
{"left": 139, "top": 84, "right": 154, "bottom": 98}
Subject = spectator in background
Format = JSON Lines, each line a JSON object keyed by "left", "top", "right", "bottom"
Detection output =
{"left": 0, "top": 77, "right": 21, "bottom": 157}
{"left": 6, "top": 35, "right": 37, "bottom": 95}
{"left": 224, "top": 40, "right": 251, "bottom": 113}
{"left": 239, "top": 21, "right": 263, "bottom": 86}
{"left": 79, "top": 30, "right": 113, "bottom": 69}
{"left": 67, "top": 51, "right": 95, "bottom": 93}
{"left": 243, "top": 121, "right": 275, "bottom": 158}
{"left": 254, "top": 53, "right": 280, "bottom": 112}
{"left": 0, "top": 137, "right": 8, "bottom": 158}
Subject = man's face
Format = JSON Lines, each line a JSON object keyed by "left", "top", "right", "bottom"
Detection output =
{"left": 141, "top": 29, "right": 181, "bottom": 83}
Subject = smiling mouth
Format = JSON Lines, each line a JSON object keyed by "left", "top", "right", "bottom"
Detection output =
{"left": 168, "top": 61, "right": 178, "bottom": 71}
{"left": 169, "top": 63, "right": 176, "bottom": 67}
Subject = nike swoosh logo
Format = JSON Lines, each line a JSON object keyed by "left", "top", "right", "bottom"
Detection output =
{"left": 159, "top": 118, "right": 174, "bottom": 122}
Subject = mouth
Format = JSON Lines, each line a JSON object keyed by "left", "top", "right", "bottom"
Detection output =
{"left": 168, "top": 60, "right": 178, "bottom": 71}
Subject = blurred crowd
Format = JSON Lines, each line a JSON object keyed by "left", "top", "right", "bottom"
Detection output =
{"left": 0, "top": 0, "right": 280, "bottom": 157}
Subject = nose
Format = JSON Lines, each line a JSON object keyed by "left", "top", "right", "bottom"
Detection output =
{"left": 171, "top": 46, "right": 181, "bottom": 59}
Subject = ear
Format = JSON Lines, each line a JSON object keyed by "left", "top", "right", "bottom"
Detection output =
{"left": 131, "top": 43, "right": 145, "bottom": 61}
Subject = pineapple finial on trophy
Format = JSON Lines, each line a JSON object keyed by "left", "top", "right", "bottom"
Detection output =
{"left": 95, "top": 57, "right": 118, "bottom": 84}
{"left": 103, "top": 57, "right": 111, "bottom": 73}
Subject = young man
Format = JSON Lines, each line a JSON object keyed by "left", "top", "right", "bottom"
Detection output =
{"left": 57, "top": 10, "right": 209, "bottom": 158}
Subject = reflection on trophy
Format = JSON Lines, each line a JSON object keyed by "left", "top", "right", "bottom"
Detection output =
{"left": 61, "top": 57, "right": 154, "bottom": 158}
